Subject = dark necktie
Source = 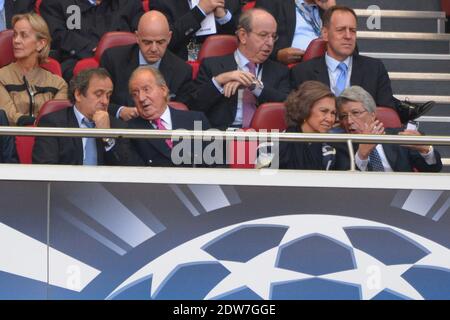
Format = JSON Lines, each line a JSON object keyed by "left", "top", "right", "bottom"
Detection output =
{"left": 368, "top": 148, "right": 385, "bottom": 172}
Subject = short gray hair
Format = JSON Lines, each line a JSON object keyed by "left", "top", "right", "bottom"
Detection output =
{"left": 336, "top": 86, "right": 376, "bottom": 113}
{"left": 128, "top": 66, "right": 167, "bottom": 92}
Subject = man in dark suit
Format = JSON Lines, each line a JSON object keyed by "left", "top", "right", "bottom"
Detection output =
{"left": 128, "top": 66, "right": 211, "bottom": 167}
{"left": 100, "top": 10, "right": 193, "bottom": 121}
{"left": 0, "top": 109, "right": 18, "bottom": 163}
{"left": 40, "top": 0, "right": 144, "bottom": 81}
{"left": 256, "top": 0, "right": 336, "bottom": 65}
{"left": 290, "top": 5, "right": 433, "bottom": 124}
{"left": 336, "top": 86, "right": 442, "bottom": 173}
{"left": 192, "top": 8, "right": 290, "bottom": 130}
{"left": 33, "top": 68, "right": 144, "bottom": 166}
{"left": 151, "top": 0, "right": 242, "bottom": 61}
{"left": 1, "top": 0, "right": 36, "bottom": 30}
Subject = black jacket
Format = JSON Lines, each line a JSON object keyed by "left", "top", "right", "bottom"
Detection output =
{"left": 151, "top": 0, "right": 242, "bottom": 60}
{"left": 40, "top": 0, "right": 144, "bottom": 61}
{"left": 127, "top": 107, "right": 211, "bottom": 167}
{"left": 0, "top": 109, "right": 18, "bottom": 163}
{"left": 100, "top": 44, "right": 194, "bottom": 114}
{"left": 32, "top": 107, "right": 144, "bottom": 166}
{"left": 5, "top": 0, "right": 36, "bottom": 28}
{"left": 192, "top": 53, "right": 290, "bottom": 129}
{"left": 334, "top": 128, "right": 443, "bottom": 172}
{"left": 290, "top": 54, "right": 397, "bottom": 109}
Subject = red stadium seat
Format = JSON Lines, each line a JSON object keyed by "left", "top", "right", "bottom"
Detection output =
{"left": 168, "top": 101, "right": 189, "bottom": 111}
{"left": 376, "top": 106, "right": 402, "bottom": 128}
{"left": 0, "top": 29, "right": 62, "bottom": 76}
{"left": 142, "top": 0, "right": 150, "bottom": 12}
{"left": 16, "top": 100, "right": 72, "bottom": 164}
{"left": 16, "top": 135, "right": 34, "bottom": 164}
{"left": 191, "top": 35, "right": 239, "bottom": 78}
{"left": 250, "top": 102, "right": 286, "bottom": 131}
{"left": 35, "top": 0, "right": 42, "bottom": 14}
{"left": 35, "top": 99, "right": 72, "bottom": 125}
{"left": 73, "top": 31, "right": 137, "bottom": 76}
{"left": 197, "top": 35, "right": 239, "bottom": 63}
{"left": 302, "top": 38, "right": 327, "bottom": 62}
{"left": 228, "top": 128, "right": 258, "bottom": 169}
{"left": 243, "top": 1, "right": 256, "bottom": 11}
{"left": 0, "top": 30, "right": 15, "bottom": 68}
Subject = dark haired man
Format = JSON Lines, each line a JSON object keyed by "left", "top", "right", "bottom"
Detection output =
{"left": 33, "top": 68, "right": 143, "bottom": 166}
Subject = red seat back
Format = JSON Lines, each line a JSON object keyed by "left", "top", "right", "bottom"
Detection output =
{"left": 168, "top": 101, "right": 189, "bottom": 111}
{"left": 250, "top": 102, "right": 286, "bottom": 131}
{"left": 16, "top": 135, "right": 35, "bottom": 164}
{"left": 40, "top": 58, "right": 63, "bottom": 77}
{"left": 302, "top": 38, "right": 327, "bottom": 62}
{"left": 197, "top": 35, "right": 239, "bottom": 63}
{"left": 35, "top": 99, "right": 72, "bottom": 125}
{"left": 142, "top": 0, "right": 150, "bottom": 12}
{"left": 0, "top": 30, "right": 15, "bottom": 68}
{"left": 35, "top": 0, "right": 42, "bottom": 14}
{"left": 228, "top": 128, "right": 258, "bottom": 169}
{"left": 94, "top": 31, "right": 137, "bottom": 61}
{"left": 376, "top": 106, "right": 402, "bottom": 128}
{"left": 243, "top": 1, "right": 256, "bottom": 11}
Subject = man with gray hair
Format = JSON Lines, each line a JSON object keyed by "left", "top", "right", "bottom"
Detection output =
{"left": 336, "top": 86, "right": 442, "bottom": 172}
{"left": 127, "top": 66, "right": 211, "bottom": 167}
{"left": 192, "top": 8, "right": 290, "bottom": 130}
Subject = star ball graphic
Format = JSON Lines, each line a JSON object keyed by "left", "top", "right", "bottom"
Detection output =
{"left": 107, "top": 215, "right": 450, "bottom": 300}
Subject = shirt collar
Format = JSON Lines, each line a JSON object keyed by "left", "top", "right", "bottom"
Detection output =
{"left": 87, "top": 0, "right": 97, "bottom": 6}
{"left": 151, "top": 105, "right": 171, "bottom": 127}
{"left": 139, "top": 50, "right": 161, "bottom": 68}
{"left": 325, "top": 53, "right": 352, "bottom": 72}
{"left": 235, "top": 49, "right": 250, "bottom": 69}
{"left": 73, "top": 105, "right": 91, "bottom": 127}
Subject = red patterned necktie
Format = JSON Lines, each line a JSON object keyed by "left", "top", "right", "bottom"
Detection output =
{"left": 153, "top": 118, "right": 173, "bottom": 149}
{"left": 242, "top": 61, "right": 257, "bottom": 128}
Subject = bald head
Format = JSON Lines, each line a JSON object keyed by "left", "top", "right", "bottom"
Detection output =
{"left": 237, "top": 8, "right": 277, "bottom": 64}
{"left": 136, "top": 10, "right": 172, "bottom": 64}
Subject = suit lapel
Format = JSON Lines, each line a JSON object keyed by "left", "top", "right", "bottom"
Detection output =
{"left": 135, "top": 116, "right": 172, "bottom": 160}
{"left": 315, "top": 56, "right": 331, "bottom": 86}
{"left": 350, "top": 55, "right": 364, "bottom": 87}
{"left": 68, "top": 108, "right": 84, "bottom": 164}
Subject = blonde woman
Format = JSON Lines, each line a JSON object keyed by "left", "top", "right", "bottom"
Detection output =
{"left": 0, "top": 13, "right": 67, "bottom": 126}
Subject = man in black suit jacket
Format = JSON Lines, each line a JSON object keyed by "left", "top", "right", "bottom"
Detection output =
{"left": 336, "top": 86, "right": 442, "bottom": 173}
{"left": 33, "top": 68, "right": 143, "bottom": 166}
{"left": 151, "top": 0, "right": 242, "bottom": 61}
{"left": 256, "top": 0, "right": 336, "bottom": 65}
{"left": 2, "top": 0, "right": 36, "bottom": 29}
{"left": 290, "top": 5, "right": 431, "bottom": 123}
{"left": 128, "top": 66, "right": 212, "bottom": 167}
{"left": 192, "top": 8, "right": 290, "bottom": 130}
{"left": 40, "top": 0, "right": 144, "bottom": 81}
{"left": 100, "top": 10, "right": 193, "bottom": 121}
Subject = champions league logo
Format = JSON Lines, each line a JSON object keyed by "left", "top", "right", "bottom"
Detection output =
{"left": 107, "top": 215, "right": 450, "bottom": 300}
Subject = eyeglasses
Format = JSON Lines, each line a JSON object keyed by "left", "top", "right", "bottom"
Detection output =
{"left": 339, "top": 110, "right": 368, "bottom": 121}
{"left": 249, "top": 31, "right": 279, "bottom": 42}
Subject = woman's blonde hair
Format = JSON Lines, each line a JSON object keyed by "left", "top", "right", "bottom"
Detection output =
{"left": 12, "top": 13, "right": 52, "bottom": 64}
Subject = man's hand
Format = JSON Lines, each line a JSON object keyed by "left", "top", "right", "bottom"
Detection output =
{"left": 356, "top": 119, "right": 385, "bottom": 160}
{"left": 198, "top": 0, "right": 225, "bottom": 14}
{"left": 214, "top": 6, "right": 227, "bottom": 18}
{"left": 119, "top": 107, "right": 138, "bottom": 121}
{"left": 92, "top": 110, "right": 110, "bottom": 129}
{"left": 223, "top": 81, "right": 241, "bottom": 98}
{"left": 313, "top": 0, "right": 336, "bottom": 10}
{"left": 214, "top": 70, "right": 255, "bottom": 87}
{"left": 398, "top": 129, "right": 432, "bottom": 154}
{"left": 277, "top": 47, "right": 305, "bottom": 65}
